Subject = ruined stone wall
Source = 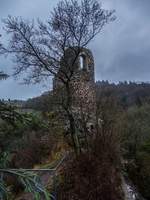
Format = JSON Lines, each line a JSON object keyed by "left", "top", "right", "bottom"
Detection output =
{"left": 53, "top": 47, "right": 96, "bottom": 127}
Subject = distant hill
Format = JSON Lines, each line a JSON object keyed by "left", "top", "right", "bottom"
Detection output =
{"left": 24, "top": 91, "right": 54, "bottom": 112}
{"left": 10, "top": 81, "right": 150, "bottom": 112}
{"left": 3, "top": 99, "right": 26, "bottom": 108}
{"left": 96, "top": 81, "right": 150, "bottom": 108}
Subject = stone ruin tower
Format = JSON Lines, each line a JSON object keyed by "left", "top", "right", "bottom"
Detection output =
{"left": 53, "top": 47, "right": 96, "bottom": 131}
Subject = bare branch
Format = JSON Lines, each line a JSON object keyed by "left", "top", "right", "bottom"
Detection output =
{"left": 0, "top": 1, "right": 115, "bottom": 85}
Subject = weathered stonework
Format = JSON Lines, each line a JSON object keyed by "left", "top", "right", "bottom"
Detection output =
{"left": 53, "top": 47, "right": 95, "bottom": 87}
{"left": 53, "top": 47, "right": 96, "bottom": 130}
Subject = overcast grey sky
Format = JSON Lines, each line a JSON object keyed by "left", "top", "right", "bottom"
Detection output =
{"left": 0, "top": 0, "right": 150, "bottom": 100}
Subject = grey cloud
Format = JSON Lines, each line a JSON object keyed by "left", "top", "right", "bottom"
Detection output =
{"left": 0, "top": 77, "right": 50, "bottom": 100}
{"left": 90, "top": 0, "right": 150, "bottom": 82}
{"left": 1, "top": 0, "right": 150, "bottom": 99}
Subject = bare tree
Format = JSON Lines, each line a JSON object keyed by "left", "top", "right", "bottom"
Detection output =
{"left": 0, "top": 0, "right": 115, "bottom": 153}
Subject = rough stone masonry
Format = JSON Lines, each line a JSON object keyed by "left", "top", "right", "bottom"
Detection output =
{"left": 53, "top": 47, "right": 96, "bottom": 132}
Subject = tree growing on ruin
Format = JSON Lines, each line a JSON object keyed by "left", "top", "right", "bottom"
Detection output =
{"left": 0, "top": 0, "right": 115, "bottom": 153}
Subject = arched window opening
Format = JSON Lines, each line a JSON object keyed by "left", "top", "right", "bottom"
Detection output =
{"left": 79, "top": 54, "right": 88, "bottom": 71}
{"left": 79, "top": 55, "right": 84, "bottom": 70}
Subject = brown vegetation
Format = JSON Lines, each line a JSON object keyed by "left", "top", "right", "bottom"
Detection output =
{"left": 10, "top": 135, "right": 57, "bottom": 168}
{"left": 57, "top": 127, "right": 123, "bottom": 200}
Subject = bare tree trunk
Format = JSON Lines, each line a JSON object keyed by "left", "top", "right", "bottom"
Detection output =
{"left": 65, "top": 83, "right": 79, "bottom": 155}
